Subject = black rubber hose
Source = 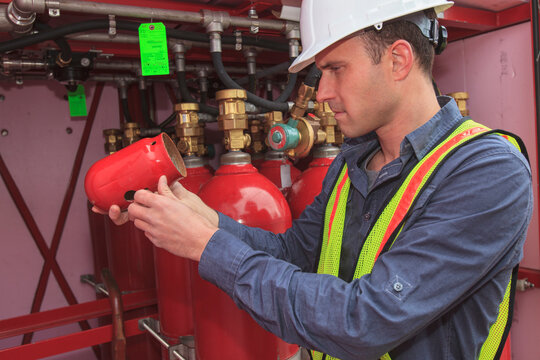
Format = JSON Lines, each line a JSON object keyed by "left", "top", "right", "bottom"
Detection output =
{"left": 139, "top": 88, "right": 156, "bottom": 127}
{"left": 120, "top": 97, "right": 132, "bottom": 123}
{"left": 235, "top": 60, "right": 290, "bottom": 86}
{"left": 34, "top": 22, "right": 72, "bottom": 63}
{"left": 211, "top": 52, "right": 293, "bottom": 111}
{"left": 159, "top": 111, "right": 177, "bottom": 128}
{"left": 304, "top": 64, "right": 322, "bottom": 88}
{"left": 176, "top": 71, "right": 219, "bottom": 116}
{"left": 0, "top": 19, "right": 288, "bottom": 53}
{"left": 200, "top": 90, "right": 208, "bottom": 104}
{"left": 248, "top": 74, "right": 257, "bottom": 94}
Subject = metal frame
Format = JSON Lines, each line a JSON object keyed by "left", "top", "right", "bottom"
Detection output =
{"left": 0, "top": 289, "right": 156, "bottom": 358}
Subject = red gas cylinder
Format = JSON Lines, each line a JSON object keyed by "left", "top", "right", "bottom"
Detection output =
{"left": 194, "top": 151, "right": 300, "bottom": 360}
{"left": 153, "top": 156, "right": 213, "bottom": 358}
{"left": 287, "top": 146, "right": 340, "bottom": 219}
{"left": 258, "top": 150, "right": 301, "bottom": 197}
{"left": 250, "top": 151, "right": 265, "bottom": 169}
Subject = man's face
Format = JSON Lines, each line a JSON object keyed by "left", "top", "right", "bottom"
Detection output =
{"left": 315, "top": 36, "right": 397, "bottom": 138}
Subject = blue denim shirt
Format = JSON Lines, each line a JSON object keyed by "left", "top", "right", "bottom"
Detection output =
{"left": 199, "top": 97, "right": 533, "bottom": 360}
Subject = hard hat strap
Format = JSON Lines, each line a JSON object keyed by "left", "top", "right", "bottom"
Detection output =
{"left": 374, "top": 11, "right": 448, "bottom": 54}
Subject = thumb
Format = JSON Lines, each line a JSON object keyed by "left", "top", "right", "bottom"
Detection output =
{"left": 170, "top": 181, "right": 189, "bottom": 199}
{"left": 157, "top": 175, "right": 176, "bottom": 199}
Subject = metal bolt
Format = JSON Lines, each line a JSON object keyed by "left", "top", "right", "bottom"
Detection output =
{"left": 0, "top": 94, "right": 4, "bottom": 101}
{"left": 1, "top": 129, "right": 8, "bottom": 136}
{"left": 80, "top": 58, "right": 91, "bottom": 67}
{"left": 49, "top": 8, "right": 60, "bottom": 17}
{"left": 66, "top": 127, "right": 73, "bottom": 134}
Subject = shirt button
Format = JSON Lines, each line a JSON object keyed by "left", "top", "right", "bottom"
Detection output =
{"left": 363, "top": 212, "right": 372, "bottom": 221}
{"left": 393, "top": 282, "right": 403, "bottom": 292}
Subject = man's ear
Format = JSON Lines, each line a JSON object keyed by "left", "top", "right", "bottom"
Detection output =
{"left": 390, "top": 39, "right": 414, "bottom": 81}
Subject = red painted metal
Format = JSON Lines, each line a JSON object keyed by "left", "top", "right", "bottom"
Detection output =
{"left": 88, "top": 202, "right": 109, "bottom": 283}
{"left": 0, "top": 289, "right": 156, "bottom": 340}
{"left": 287, "top": 153, "right": 336, "bottom": 220}
{"left": 85, "top": 133, "right": 186, "bottom": 211}
{"left": 518, "top": 267, "right": 540, "bottom": 288}
{"left": 258, "top": 152, "right": 301, "bottom": 197}
{"left": 194, "top": 156, "right": 299, "bottom": 360}
{"left": 180, "top": 162, "right": 214, "bottom": 193}
{"left": 151, "top": 161, "right": 213, "bottom": 359}
{"left": 0, "top": 315, "right": 156, "bottom": 360}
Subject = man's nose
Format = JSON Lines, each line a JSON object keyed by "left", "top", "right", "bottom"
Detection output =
{"left": 316, "top": 73, "right": 333, "bottom": 103}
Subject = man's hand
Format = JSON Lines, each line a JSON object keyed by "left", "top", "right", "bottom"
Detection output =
{"left": 91, "top": 204, "right": 129, "bottom": 225}
{"left": 127, "top": 175, "right": 218, "bottom": 261}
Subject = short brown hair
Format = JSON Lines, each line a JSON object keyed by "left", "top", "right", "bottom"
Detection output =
{"left": 357, "top": 10, "right": 436, "bottom": 75}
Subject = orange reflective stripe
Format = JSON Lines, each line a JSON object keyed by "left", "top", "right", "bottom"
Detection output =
{"left": 376, "top": 126, "right": 488, "bottom": 260}
{"left": 327, "top": 171, "right": 349, "bottom": 245}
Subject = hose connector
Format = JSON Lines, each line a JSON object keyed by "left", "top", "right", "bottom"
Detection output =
{"left": 203, "top": 9, "right": 229, "bottom": 53}
{"left": 286, "top": 25, "right": 301, "bottom": 59}
{"left": 172, "top": 42, "right": 186, "bottom": 72}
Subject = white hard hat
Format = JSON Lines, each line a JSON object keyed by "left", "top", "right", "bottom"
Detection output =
{"left": 289, "top": 0, "right": 454, "bottom": 73}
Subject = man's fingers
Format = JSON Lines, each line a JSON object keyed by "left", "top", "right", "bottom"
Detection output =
{"left": 157, "top": 175, "right": 177, "bottom": 199}
{"left": 170, "top": 181, "right": 188, "bottom": 199}
{"left": 128, "top": 202, "right": 153, "bottom": 223}
{"left": 92, "top": 206, "right": 107, "bottom": 215}
{"left": 109, "top": 205, "right": 129, "bottom": 225}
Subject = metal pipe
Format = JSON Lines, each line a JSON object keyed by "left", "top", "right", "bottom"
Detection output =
{"left": 80, "top": 274, "right": 110, "bottom": 296}
{"left": 102, "top": 268, "right": 126, "bottom": 360}
{"left": 138, "top": 318, "right": 186, "bottom": 360}
{"left": 12, "top": 0, "right": 294, "bottom": 32}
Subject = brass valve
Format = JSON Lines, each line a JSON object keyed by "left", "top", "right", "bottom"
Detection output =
{"left": 122, "top": 122, "right": 140, "bottom": 147}
{"left": 448, "top": 92, "right": 469, "bottom": 117}
{"left": 290, "top": 83, "right": 315, "bottom": 120}
{"left": 264, "top": 111, "right": 284, "bottom": 147}
{"left": 175, "top": 102, "right": 206, "bottom": 157}
{"left": 314, "top": 100, "right": 339, "bottom": 145}
{"left": 103, "top": 129, "right": 123, "bottom": 155}
{"left": 216, "top": 89, "right": 251, "bottom": 151}
{"left": 249, "top": 118, "right": 265, "bottom": 154}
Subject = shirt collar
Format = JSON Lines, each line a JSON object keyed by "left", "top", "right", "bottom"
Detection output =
{"left": 405, "top": 96, "right": 463, "bottom": 160}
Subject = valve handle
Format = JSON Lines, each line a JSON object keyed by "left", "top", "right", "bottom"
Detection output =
{"left": 268, "top": 120, "right": 300, "bottom": 151}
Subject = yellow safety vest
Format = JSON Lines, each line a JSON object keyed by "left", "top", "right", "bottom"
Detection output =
{"left": 312, "top": 119, "right": 526, "bottom": 360}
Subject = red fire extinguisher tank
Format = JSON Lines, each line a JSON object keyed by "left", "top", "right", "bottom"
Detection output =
{"left": 287, "top": 146, "right": 340, "bottom": 220}
{"left": 153, "top": 156, "right": 213, "bottom": 356}
{"left": 194, "top": 151, "right": 300, "bottom": 360}
{"left": 258, "top": 150, "right": 301, "bottom": 197}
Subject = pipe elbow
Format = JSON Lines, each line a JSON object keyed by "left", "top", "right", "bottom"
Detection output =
{"left": 12, "top": 0, "right": 45, "bottom": 13}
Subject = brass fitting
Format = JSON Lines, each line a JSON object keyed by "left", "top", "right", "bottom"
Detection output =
{"left": 264, "top": 111, "right": 284, "bottom": 133}
{"left": 175, "top": 102, "right": 206, "bottom": 157}
{"left": 216, "top": 89, "right": 251, "bottom": 151}
{"left": 122, "top": 122, "right": 140, "bottom": 147}
{"left": 314, "top": 101, "right": 338, "bottom": 145}
{"left": 290, "top": 83, "right": 315, "bottom": 120}
{"left": 249, "top": 118, "right": 265, "bottom": 154}
{"left": 103, "top": 129, "right": 123, "bottom": 155}
{"left": 448, "top": 92, "right": 469, "bottom": 117}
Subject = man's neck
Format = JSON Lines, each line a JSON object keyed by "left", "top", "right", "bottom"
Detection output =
{"left": 369, "top": 79, "right": 441, "bottom": 171}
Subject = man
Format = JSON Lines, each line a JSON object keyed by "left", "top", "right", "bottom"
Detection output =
{"left": 99, "top": 0, "right": 533, "bottom": 358}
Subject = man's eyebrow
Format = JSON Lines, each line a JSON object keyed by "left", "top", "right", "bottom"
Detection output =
{"left": 318, "top": 61, "right": 344, "bottom": 70}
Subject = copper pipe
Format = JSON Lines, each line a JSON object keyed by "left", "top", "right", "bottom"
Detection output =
{"left": 101, "top": 268, "right": 126, "bottom": 360}
{"left": 22, "top": 83, "right": 104, "bottom": 349}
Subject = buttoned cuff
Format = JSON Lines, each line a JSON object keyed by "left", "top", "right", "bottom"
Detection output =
{"left": 198, "top": 228, "right": 251, "bottom": 299}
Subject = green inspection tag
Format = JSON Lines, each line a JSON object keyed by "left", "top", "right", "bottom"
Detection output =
{"left": 139, "top": 23, "right": 170, "bottom": 76}
{"left": 67, "top": 84, "right": 88, "bottom": 117}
